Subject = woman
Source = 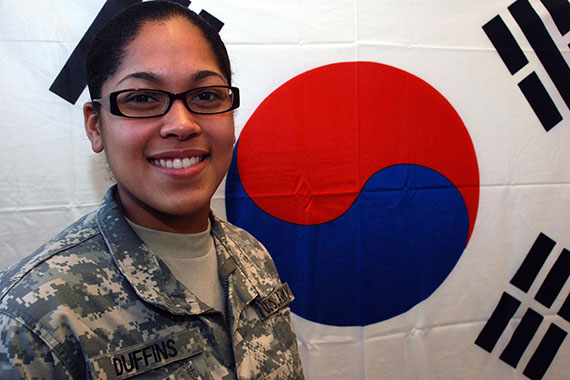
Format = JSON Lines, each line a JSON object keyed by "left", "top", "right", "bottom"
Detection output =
{"left": 0, "top": 2, "right": 304, "bottom": 379}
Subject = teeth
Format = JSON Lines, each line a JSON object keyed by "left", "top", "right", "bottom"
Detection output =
{"left": 151, "top": 156, "right": 201, "bottom": 169}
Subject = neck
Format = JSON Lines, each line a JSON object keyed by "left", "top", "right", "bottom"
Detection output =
{"left": 114, "top": 186, "right": 210, "bottom": 234}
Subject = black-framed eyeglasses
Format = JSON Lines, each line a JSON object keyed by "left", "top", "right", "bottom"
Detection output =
{"left": 92, "top": 85, "right": 240, "bottom": 118}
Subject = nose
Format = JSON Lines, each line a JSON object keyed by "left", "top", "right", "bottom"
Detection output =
{"left": 159, "top": 99, "right": 201, "bottom": 140}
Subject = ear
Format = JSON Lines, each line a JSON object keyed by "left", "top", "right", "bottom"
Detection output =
{"left": 83, "top": 102, "right": 104, "bottom": 153}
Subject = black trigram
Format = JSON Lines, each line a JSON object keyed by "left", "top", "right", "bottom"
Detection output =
{"left": 482, "top": 0, "right": 570, "bottom": 132}
{"left": 49, "top": 0, "right": 224, "bottom": 105}
{"left": 475, "top": 233, "right": 570, "bottom": 380}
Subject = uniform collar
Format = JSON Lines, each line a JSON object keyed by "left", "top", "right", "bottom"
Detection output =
{"left": 97, "top": 186, "right": 282, "bottom": 318}
{"left": 210, "top": 213, "right": 281, "bottom": 299}
{"left": 97, "top": 186, "right": 210, "bottom": 315}
{"left": 209, "top": 212, "right": 284, "bottom": 331}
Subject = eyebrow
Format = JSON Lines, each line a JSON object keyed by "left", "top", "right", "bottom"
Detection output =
{"left": 117, "top": 70, "right": 225, "bottom": 85}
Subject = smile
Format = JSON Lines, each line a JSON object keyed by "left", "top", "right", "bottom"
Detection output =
{"left": 149, "top": 156, "right": 204, "bottom": 169}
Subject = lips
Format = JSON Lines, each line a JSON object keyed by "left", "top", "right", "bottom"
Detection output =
{"left": 149, "top": 156, "right": 205, "bottom": 169}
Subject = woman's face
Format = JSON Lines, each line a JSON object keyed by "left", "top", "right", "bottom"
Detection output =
{"left": 84, "top": 17, "right": 235, "bottom": 233}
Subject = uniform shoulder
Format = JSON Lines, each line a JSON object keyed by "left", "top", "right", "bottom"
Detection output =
{"left": 212, "top": 217, "right": 270, "bottom": 256}
{"left": 211, "top": 216, "right": 283, "bottom": 291}
{"left": 0, "top": 210, "right": 100, "bottom": 300}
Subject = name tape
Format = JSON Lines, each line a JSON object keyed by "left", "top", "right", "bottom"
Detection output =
{"left": 255, "top": 283, "right": 295, "bottom": 319}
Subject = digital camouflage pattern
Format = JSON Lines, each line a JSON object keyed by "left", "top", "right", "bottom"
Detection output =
{"left": 0, "top": 187, "right": 304, "bottom": 379}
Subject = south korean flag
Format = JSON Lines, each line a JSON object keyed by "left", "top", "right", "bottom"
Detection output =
{"left": 1, "top": 1, "right": 569, "bottom": 379}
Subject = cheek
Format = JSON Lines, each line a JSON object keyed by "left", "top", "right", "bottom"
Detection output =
{"left": 221, "top": 128, "right": 237, "bottom": 162}
{"left": 209, "top": 119, "right": 236, "bottom": 152}
{"left": 224, "top": 119, "right": 237, "bottom": 146}
{"left": 101, "top": 124, "right": 151, "bottom": 164}
{"left": 223, "top": 128, "right": 236, "bottom": 149}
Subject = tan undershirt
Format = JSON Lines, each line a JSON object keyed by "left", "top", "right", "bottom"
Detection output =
{"left": 126, "top": 219, "right": 224, "bottom": 313}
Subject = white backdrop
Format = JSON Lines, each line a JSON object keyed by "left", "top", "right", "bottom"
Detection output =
{"left": 1, "top": 1, "right": 569, "bottom": 379}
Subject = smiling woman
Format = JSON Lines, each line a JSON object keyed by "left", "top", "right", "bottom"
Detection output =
{"left": 84, "top": 15, "right": 238, "bottom": 234}
{"left": 0, "top": 2, "right": 304, "bottom": 380}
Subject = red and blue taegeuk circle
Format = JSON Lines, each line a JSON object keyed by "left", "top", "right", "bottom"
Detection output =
{"left": 226, "top": 62, "right": 479, "bottom": 326}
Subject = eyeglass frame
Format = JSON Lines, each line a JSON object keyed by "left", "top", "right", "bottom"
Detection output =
{"left": 91, "top": 85, "right": 240, "bottom": 118}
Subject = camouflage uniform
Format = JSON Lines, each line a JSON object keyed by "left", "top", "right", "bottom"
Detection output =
{"left": 0, "top": 187, "right": 304, "bottom": 380}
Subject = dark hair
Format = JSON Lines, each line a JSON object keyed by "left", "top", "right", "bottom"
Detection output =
{"left": 86, "top": 1, "right": 231, "bottom": 99}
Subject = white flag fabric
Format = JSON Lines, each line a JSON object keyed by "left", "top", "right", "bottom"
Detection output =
{"left": 1, "top": 1, "right": 569, "bottom": 379}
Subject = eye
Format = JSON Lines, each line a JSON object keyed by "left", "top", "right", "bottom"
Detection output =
{"left": 124, "top": 91, "right": 162, "bottom": 103}
{"left": 116, "top": 90, "right": 168, "bottom": 116}
{"left": 186, "top": 87, "right": 232, "bottom": 113}
{"left": 192, "top": 90, "right": 222, "bottom": 102}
